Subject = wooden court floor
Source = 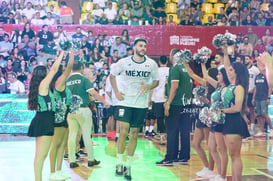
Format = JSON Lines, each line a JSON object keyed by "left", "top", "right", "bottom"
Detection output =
{"left": 0, "top": 134, "right": 273, "bottom": 181}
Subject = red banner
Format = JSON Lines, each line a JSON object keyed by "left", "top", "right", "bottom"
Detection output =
{"left": 3, "top": 25, "right": 273, "bottom": 55}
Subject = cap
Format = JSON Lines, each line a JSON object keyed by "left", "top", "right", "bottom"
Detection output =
{"left": 133, "top": 38, "right": 147, "bottom": 46}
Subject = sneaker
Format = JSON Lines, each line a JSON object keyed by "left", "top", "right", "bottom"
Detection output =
{"left": 156, "top": 159, "right": 173, "bottom": 166}
{"left": 64, "top": 153, "right": 68, "bottom": 160}
{"left": 55, "top": 170, "right": 71, "bottom": 179}
{"left": 88, "top": 159, "right": 100, "bottom": 167}
{"left": 254, "top": 131, "right": 265, "bottom": 137}
{"left": 77, "top": 150, "right": 88, "bottom": 156}
{"left": 150, "top": 130, "right": 157, "bottom": 137}
{"left": 196, "top": 167, "right": 215, "bottom": 178}
{"left": 270, "top": 129, "right": 273, "bottom": 137}
{"left": 70, "top": 162, "right": 79, "bottom": 168}
{"left": 123, "top": 166, "right": 132, "bottom": 180}
{"left": 115, "top": 164, "right": 123, "bottom": 176}
{"left": 209, "top": 175, "right": 227, "bottom": 181}
{"left": 50, "top": 172, "right": 66, "bottom": 180}
{"left": 144, "top": 131, "right": 150, "bottom": 137}
{"left": 75, "top": 153, "right": 84, "bottom": 162}
{"left": 249, "top": 128, "right": 255, "bottom": 136}
{"left": 173, "top": 159, "right": 188, "bottom": 165}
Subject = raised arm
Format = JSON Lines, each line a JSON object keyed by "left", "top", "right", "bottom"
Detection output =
{"left": 39, "top": 51, "right": 64, "bottom": 96}
{"left": 183, "top": 62, "right": 206, "bottom": 86}
{"left": 223, "top": 45, "right": 231, "bottom": 71}
{"left": 201, "top": 63, "right": 218, "bottom": 88}
{"left": 55, "top": 51, "right": 75, "bottom": 92}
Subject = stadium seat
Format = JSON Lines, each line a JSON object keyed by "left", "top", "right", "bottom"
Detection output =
{"left": 167, "top": 14, "right": 180, "bottom": 24}
{"left": 207, "top": 0, "right": 217, "bottom": 3}
{"left": 202, "top": 13, "right": 214, "bottom": 24}
{"left": 82, "top": 1, "right": 93, "bottom": 13}
{"left": 172, "top": 0, "right": 179, "bottom": 3}
{"left": 201, "top": 3, "right": 213, "bottom": 14}
{"left": 165, "top": 3, "right": 177, "bottom": 14}
{"left": 214, "top": 3, "right": 225, "bottom": 14}
{"left": 261, "top": 3, "right": 270, "bottom": 12}
{"left": 48, "top": 0, "right": 59, "bottom": 13}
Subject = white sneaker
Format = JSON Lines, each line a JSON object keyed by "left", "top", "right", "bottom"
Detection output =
{"left": 196, "top": 167, "right": 215, "bottom": 178}
{"left": 270, "top": 129, "right": 273, "bottom": 137}
{"left": 209, "top": 175, "right": 227, "bottom": 181}
{"left": 254, "top": 131, "right": 265, "bottom": 137}
{"left": 49, "top": 172, "right": 66, "bottom": 180}
{"left": 56, "top": 170, "right": 70, "bottom": 179}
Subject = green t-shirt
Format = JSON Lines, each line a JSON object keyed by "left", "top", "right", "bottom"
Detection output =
{"left": 37, "top": 90, "right": 56, "bottom": 112}
{"left": 222, "top": 84, "right": 236, "bottom": 109}
{"left": 66, "top": 73, "right": 93, "bottom": 107}
{"left": 167, "top": 64, "right": 193, "bottom": 106}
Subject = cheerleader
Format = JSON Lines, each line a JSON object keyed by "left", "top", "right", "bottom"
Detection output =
{"left": 27, "top": 51, "right": 64, "bottom": 181}
{"left": 49, "top": 51, "right": 74, "bottom": 180}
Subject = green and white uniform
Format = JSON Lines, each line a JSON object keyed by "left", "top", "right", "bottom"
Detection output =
{"left": 28, "top": 91, "right": 56, "bottom": 137}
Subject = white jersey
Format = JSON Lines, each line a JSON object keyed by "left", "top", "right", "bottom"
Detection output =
{"left": 111, "top": 56, "right": 159, "bottom": 108}
{"left": 248, "top": 65, "right": 260, "bottom": 92}
{"left": 152, "top": 66, "right": 169, "bottom": 103}
{"left": 8, "top": 80, "right": 25, "bottom": 94}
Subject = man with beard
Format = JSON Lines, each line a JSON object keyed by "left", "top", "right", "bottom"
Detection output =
{"left": 238, "top": 36, "right": 253, "bottom": 57}
{"left": 244, "top": 55, "right": 260, "bottom": 135}
{"left": 110, "top": 38, "right": 159, "bottom": 180}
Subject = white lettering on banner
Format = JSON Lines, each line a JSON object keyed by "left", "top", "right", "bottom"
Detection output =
{"left": 170, "top": 35, "right": 200, "bottom": 46}
{"left": 182, "top": 94, "right": 192, "bottom": 106}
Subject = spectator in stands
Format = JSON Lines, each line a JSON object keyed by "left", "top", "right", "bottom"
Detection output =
{"left": 15, "top": 59, "right": 29, "bottom": 83}
{"left": 28, "top": 56, "right": 37, "bottom": 72}
{"left": 35, "top": 4, "right": 46, "bottom": 18}
{"left": 142, "top": 6, "right": 153, "bottom": 25}
{"left": 204, "top": 15, "right": 217, "bottom": 26}
{"left": 37, "top": 48, "right": 53, "bottom": 65}
{"left": 92, "top": 38, "right": 103, "bottom": 53}
{"left": 241, "top": 15, "right": 257, "bottom": 26}
{"left": 167, "top": 15, "right": 177, "bottom": 25}
{"left": 87, "top": 30, "right": 96, "bottom": 47}
{"left": 75, "top": 49, "right": 88, "bottom": 63}
{"left": 82, "top": 35, "right": 91, "bottom": 55}
{"left": 238, "top": 36, "right": 253, "bottom": 56}
{"left": 178, "top": 0, "right": 191, "bottom": 12}
{"left": 0, "top": 1, "right": 10, "bottom": 18}
{"left": 18, "top": 34, "right": 36, "bottom": 60}
{"left": 47, "top": 5, "right": 58, "bottom": 20}
{"left": 37, "top": 24, "right": 54, "bottom": 49}
{"left": 22, "top": 2, "right": 35, "bottom": 21}
{"left": 130, "top": 1, "right": 143, "bottom": 23}
{"left": 230, "top": 15, "right": 240, "bottom": 26}
{"left": 93, "top": 0, "right": 107, "bottom": 9}
{"left": 43, "top": 40, "right": 57, "bottom": 56}
{"left": 216, "top": 7, "right": 228, "bottom": 22}
{"left": 92, "top": 4, "right": 104, "bottom": 24}
{"left": 0, "top": 71, "right": 7, "bottom": 93}
{"left": 246, "top": 26, "right": 258, "bottom": 47}
{"left": 152, "top": 0, "right": 165, "bottom": 9}
{"left": 262, "top": 28, "right": 273, "bottom": 48}
{"left": 54, "top": 25, "right": 67, "bottom": 42}
{"left": 124, "top": 47, "right": 133, "bottom": 58}
{"left": 82, "top": 13, "right": 95, "bottom": 24}
{"left": 252, "top": 49, "right": 259, "bottom": 66}
{"left": 0, "top": 27, "right": 5, "bottom": 42}
{"left": 43, "top": 12, "right": 55, "bottom": 25}
{"left": 102, "top": 34, "right": 114, "bottom": 48}
{"left": 31, "top": 12, "right": 44, "bottom": 24}
{"left": 11, "top": 2, "right": 22, "bottom": 22}
{"left": 58, "top": 1, "right": 74, "bottom": 24}
{"left": 104, "top": 2, "right": 117, "bottom": 24}
{"left": 250, "top": 0, "right": 261, "bottom": 10}
{"left": 121, "top": 29, "right": 130, "bottom": 46}
{"left": 7, "top": 72, "right": 25, "bottom": 94}
{"left": 110, "top": 37, "right": 127, "bottom": 58}
{"left": 152, "top": 6, "right": 166, "bottom": 24}
{"left": 254, "top": 39, "right": 266, "bottom": 54}
{"left": 256, "top": 12, "right": 267, "bottom": 26}
{"left": 239, "top": 6, "right": 250, "bottom": 22}
{"left": 119, "top": 2, "right": 130, "bottom": 25}
{"left": 5, "top": 58, "right": 15, "bottom": 75}
{"left": 6, "top": 13, "right": 16, "bottom": 24}
{"left": 190, "top": 0, "right": 200, "bottom": 9}
{"left": 228, "top": 7, "right": 239, "bottom": 20}
{"left": 217, "top": 16, "right": 230, "bottom": 26}
{"left": 72, "top": 27, "right": 85, "bottom": 42}
{"left": 0, "top": 34, "right": 14, "bottom": 58}
{"left": 99, "top": 14, "right": 109, "bottom": 25}
{"left": 0, "top": 55, "right": 6, "bottom": 68}
{"left": 108, "top": 49, "right": 119, "bottom": 66}
{"left": 20, "top": 16, "right": 29, "bottom": 25}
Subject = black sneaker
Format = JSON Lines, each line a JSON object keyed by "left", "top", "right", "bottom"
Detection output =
{"left": 173, "top": 159, "right": 188, "bottom": 165}
{"left": 123, "top": 166, "right": 132, "bottom": 180}
{"left": 144, "top": 131, "right": 150, "bottom": 138}
{"left": 88, "top": 159, "right": 100, "bottom": 167}
{"left": 156, "top": 159, "right": 173, "bottom": 166}
{"left": 64, "top": 153, "right": 68, "bottom": 160}
{"left": 70, "top": 162, "right": 79, "bottom": 168}
{"left": 115, "top": 164, "right": 123, "bottom": 176}
{"left": 150, "top": 130, "right": 157, "bottom": 137}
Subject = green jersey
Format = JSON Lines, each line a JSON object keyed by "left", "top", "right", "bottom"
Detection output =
{"left": 167, "top": 64, "right": 193, "bottom": 106}
{"left": 37, "top": 90, "right": 56, "bottom": 112}
{"left": 222, "top": 84, "right": 236, "bottom": 109}
{"left": 211, "top": 87, "right": 222, "bottom": 103}
{"left": 66, "top": 73, "right": 93, "bottom": 107}
{"left": 54, "top": 87, "right": 72, "bottom": 106}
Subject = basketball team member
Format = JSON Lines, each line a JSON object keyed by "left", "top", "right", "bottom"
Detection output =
{"left": 27, "top": 51, "right": 64, "bottom": 181}
{"left": 156, "top": 48, "right": 193, "bottom": 166}
{"left": 49, "top": 52, "right": 74, "bottom": 180}
{"left": 110, "top": 38, "right": 159, "bottom": 180}
{"left": 66, "top": 61, "right": 110, "bottom": 168}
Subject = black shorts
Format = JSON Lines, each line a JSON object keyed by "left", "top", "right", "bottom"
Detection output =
{"left": 146, "top": 108, "right": 156, "bottom": 120}
{"left": 210, "top": 124, "right": 223, "bottom": 133}
{"left": 115, "top": 106, "right": 148, "bottom": 128}
{"left": 247, "top": 93, "right": 254, "bottom": 107}
{"left": 223, "top": 113, "right": 250, "bottom": 138}
{"left": 153, "top": 102, "right": 164, "bottom": 118}
{"left": 107, "top": 105, "right": 117, "bottom": 117}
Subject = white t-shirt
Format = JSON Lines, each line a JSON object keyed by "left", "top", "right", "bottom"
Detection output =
{"left": 104, "top": 8, "right": 117, "bottom": 21}
{"left": 248, "top": 65, "right": 260, "bottom": 92}
{"left": 31, "top": 18, "right": 44, "bottom": 25}
{"left": 8, "top": 80, "right": 25, "bottom": 94}
{"left": 22, "top": 8, "right": 36, "bottom": 19}
{"left": 43, "top": 18, "right": 55, "bottom": 25}
{"left": 93, "top": 0, "right": 107, "bottom": 8}
{"left": 0, "top": 41, "right": 14, "bottom": 57}
{"left": 110, "top": 56, "right": 159, "bottom": 108}
{"left": 92, "top": 9, "right": 104, "bottom": 18}
{"left": 152, "top": 66, "right": 169, "bottom": 103}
